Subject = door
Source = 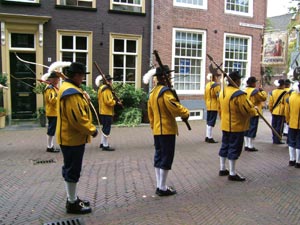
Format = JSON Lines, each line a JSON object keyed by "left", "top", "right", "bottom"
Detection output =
{"left": 10, "top": 52, "right": 36, "bottom": 119}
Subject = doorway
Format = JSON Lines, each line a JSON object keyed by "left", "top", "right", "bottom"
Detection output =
{"left": 10, "top": 52, "right": 36, "bottom": 119}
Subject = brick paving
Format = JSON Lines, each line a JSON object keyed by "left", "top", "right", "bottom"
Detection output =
{"left": 0, "top": 111, "right": 300, "bottom": 225}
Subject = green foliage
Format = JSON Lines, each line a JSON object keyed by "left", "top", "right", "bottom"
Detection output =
{"left": 117, "top": 107, "right": 142, "bottom": 127}
{"left": 81, "top": 84, "right": 99, "bottom": 123}
{"left": 0, "top": 106, "right": 6, "bottom": 116}
{"left": 33, "top": 82, "right": 47, "bottom": 94}
{"left": 0, "top": 73, "right": 7, "bottom": 86}
{"left": 113, "top": 83, "right": 148, "bottom": 125}
{"left": 263, "top": 67, "right": 273, "bottom": 85}
{"left": 38, "top": 106, "right": 45, "bottom": 116}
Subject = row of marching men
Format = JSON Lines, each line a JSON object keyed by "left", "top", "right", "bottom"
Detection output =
{"left": 205, "top": 68, "right": 300, "bottom": 182}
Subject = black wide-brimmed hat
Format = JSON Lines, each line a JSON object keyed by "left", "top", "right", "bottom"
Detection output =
{"left": 67, "top": 62, "right": 90, "bottom": 75}
{"left": 228, "top": 71, "right": 242, "bottom": 81}
{"left": 246, "top": 76, "right": 258, "bottom": 85}
{"left": 105, "top": 74, "right": 113, "bottom": 81}
{"left": 48, "top": 71, "right": 59, "bottom": 79}
{"left": 155, "top": 65, "right": 174, "bottom": 76}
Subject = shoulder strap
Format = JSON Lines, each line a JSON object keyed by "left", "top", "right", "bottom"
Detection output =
{"left": 158, "top": 86, "right": 170, "bottom": 98}
{"left": 273, "top": 90, "right": 287, "bottom": 110}
{"left": 230, "top": 90, "right": 246, "bottom": 100}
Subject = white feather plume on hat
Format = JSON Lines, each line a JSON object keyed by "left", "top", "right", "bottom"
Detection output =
{"left": 274, "top": 79, "right": 279, "bottom": 87}
{"left": 207, "top": 73, "right": 213, "bottom": 81}
{"left": 143, "top": 68, "right": 156, "bottom": 84}
{"left": 292, "top": 81, "right": 300, "bottom": 93}
{"left": 41, "top": 73, "right": 50, "bottom": 81}
{"left": 48, "top": 61, "right": 72, "bottom": 74}
{"left": 95, "top": 75, "right": 103, "bottom": 87}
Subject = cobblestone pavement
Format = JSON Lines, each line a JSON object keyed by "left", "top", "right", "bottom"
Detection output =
{"left": 0, "top": 111, "right": 299, "bottom": 225}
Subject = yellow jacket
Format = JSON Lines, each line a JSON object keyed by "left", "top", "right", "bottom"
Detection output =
{"left": 44, "top": 85, "right": 58, "bottom": 117}
{"left": 98, "top": 84, "right": 116, "bottom": 116}
{"left": 268, "top": 88, "right": 286, "bottom": 116}
{"left": 285, "top": 92, "right": 300, "bottom": 129}
{"left": 148, "top": 85, "right": 189, "bottom": 135}
{"left": 205, "top": 81, "right": 220, "bottom": 111}
{"left": 245, "top": 87, "right": 267, "bottom": 115}
{"left": 56, "top": 80, "right": 97, "bottom": 146}
{"left": 219, "top": 86, "right": 256, "bottom": 132}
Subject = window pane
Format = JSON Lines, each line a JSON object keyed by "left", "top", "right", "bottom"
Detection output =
{"left": 114, "top": 69, "right": 124, "bottom": 82}
{"left": 75, "top": 53, "right": 87, "bottom": 64}
{"left": 76, "top": 36, "right": 87, "bottom": 50}
{"left": 114, "top": 55, "right": 124, "bottom": 67}
{"left": 62, "top": 36, "right": 73, "bottom": 49}
{"left": 11, "top": 33, "right": 34, "bottom": 48}
{"left": 127, "top": 40, "right": 136, "bottom": 53}
{"left": 126, "top": 55, "right": 136, "bottom": 67}
{"left": 114, "top": 39, "right": 124, "bottom": 52}
{"left": 126, "top": 69, "right": 135, "bottom": 81}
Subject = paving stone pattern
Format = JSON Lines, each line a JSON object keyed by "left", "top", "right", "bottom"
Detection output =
{"left": 0, "top": 111, "right": 299, "bottom": 225}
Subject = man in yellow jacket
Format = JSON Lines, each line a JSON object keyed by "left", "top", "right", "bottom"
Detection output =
{"left": 56, "top": 62, "right": 98, "bottom": 214}
{"left": 218, "top": 71, "right": 257, "bottom": 181}
{"left": 98, "top": 74, "right": 121, "bottom": 151}
{"left": 244, "top": 76, "right": 267, "bottom": 151}
{"left": 44, "top": 71, "right": 60, "bottom": 153}
{"left": 147, "top": 65, "right": 189, "bottom": 196}
{"left": 269, "top": 79, "right": 286, "bottom": 144}
{"left": 204, "top": 73, "right": 221, "bottom": 143}
{"left": 285, "top": 81, "right": 300, "bottom": 168}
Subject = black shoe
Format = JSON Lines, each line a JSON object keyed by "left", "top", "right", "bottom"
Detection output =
{"left": 289, "top": 160, "right": 296, "bottom": 166}
{"left": 102, "top": 146, "right": 115, "bottom": 151}
{"left": 155, "top": 187, "right": 159, "bottom": 195}
{"left": 66, "top": 199, "right": 92, "bottom": 214}
{"left": 228, "top": 174, "right": 246, "bottom": 182}
{"left": 207, "top": 138, "right": 218, "bottom": 143}
{"left": 46, "top": 147, "right": 60, "bottom": 153}
{"left": 99, "top": 144, "right": 103, "bottom": 149}
{"left": 244, "top": 146, "right": 249, "bottom": 151}
{"left": 156, "top": 187, "right": 177, "bottom": 196}
{"left": 295, "top": 163, "right": 300, "bottom": 168}
{"left": 246, "top": 147, "right": 258, "bottom": 152}
{"left": 205, "top": 137, "right": 209, "bottom": 142}
{"left": 66, "top": 197, "right": 90, "bottom": 208}
{"left": 219, "top": 169, "right": 229, "bottom": 176}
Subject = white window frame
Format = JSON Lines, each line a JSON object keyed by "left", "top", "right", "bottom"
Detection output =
{"left": 224, "top": 0, "right": 253, "bottom": 17}
{"left": 111, "top": 0, "right": 144, "bottom": 13}
{"left": 56, "top": 0, "right": 96, "bottom": 8}
{"left": 173, "top": 0, "right": 207, "bottom": 10}
{"left": 9, "top": 33, "right": 36, "bottom": 51}
{"left": 110, "top": 34, "right": 142, "bottom": 86}
{"left": 223, "top": 33, "right": 252, "bottom": 86}
{"left": 4, "top": 0, "right": 39, "bottom": 2}
{"left": 57, "top": 30, "right": 92, "bottom": 86}
{"left": 172, "top": 28, "right": 207, "bottom": 95}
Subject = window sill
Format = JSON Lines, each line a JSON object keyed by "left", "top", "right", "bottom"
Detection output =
{"left": 108, "top": 9, "right": 146, "bottom": 17}
{"left": 1, "top": 0, "right": 40, "bottom": 6}
{"left": 55, "top": 4, "right": 97, "bottom": 11}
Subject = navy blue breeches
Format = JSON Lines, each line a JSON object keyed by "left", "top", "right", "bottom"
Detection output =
{"left": 219, "top": 131, "right": 244, "bottom": 160}
{"left": 244, "top": 116, "right": 259, "bottom": 138}
{"left": 100, "top": 115, "right": 113, "bottom": 136}
{"left": 61, "top": 144, "right": 85, "bottom": 183}
{"left": 271, "top": 115, "right": 284, "bottom": 143}
{"left": 288, "top": 128, "right": 300, "bottom": 149}
{"left": 47, "top": 116, "right": 57, "bottom": 136}
{"left": 206, "top": 111, "right": 218, "bottom": 127}
{"left": 154, "top": 135, "right": 176, "bottom": 170}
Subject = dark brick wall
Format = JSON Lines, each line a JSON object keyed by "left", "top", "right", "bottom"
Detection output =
{"left": 0, "top": 1, "right": 151, "bottom": 88}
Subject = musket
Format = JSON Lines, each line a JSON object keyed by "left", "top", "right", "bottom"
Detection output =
{"left": 93, "top": 61, "right": 123, "bottom": 108}
{"left": 207, "top": 54, "right": 282, "bottom": 140}
{"left": 153, "top": 50, "right": 191, "bottom": 130}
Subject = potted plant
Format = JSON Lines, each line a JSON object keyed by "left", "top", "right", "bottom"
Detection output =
{"left": 38, "top": 107, "right": 46, "bottom": 127}
{"left": 0, "top": 106, "right": 6, "bottom": 128}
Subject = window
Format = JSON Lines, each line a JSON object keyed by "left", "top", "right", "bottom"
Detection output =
{"left": 173, "top": 28, "right": 206, "bottom": 94}
{"left": 111, "top": 0, "right": 144, "bottom": 13}
{"left": 57, "top": 0, "right": 95, "bottom": 8}
{"left": 4, "top": 0, "right": 39, "bottom": 2}
{"left": 58, "top": 31, "right": 92, "bottom": 85}
{"left": 110, "top": 34, "right": 142, "bottom": 86}
{"left": 174, "top": 0, "right": 207, "bottom": 10}
{"left": 223, "top": 34, "right": 251, "bottom": 78}
{"left": 10, "top": 33, "right": 35, "bottom": 50}
{"left": 225, "top": 0, "right": 253, "bottom": 17}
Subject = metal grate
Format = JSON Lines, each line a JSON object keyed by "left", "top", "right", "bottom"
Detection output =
{"left": 43, "top": 217, "right": 85, "bottom": 225}
{"left": 32, "top": 158, "right": 56, "bottom": 165}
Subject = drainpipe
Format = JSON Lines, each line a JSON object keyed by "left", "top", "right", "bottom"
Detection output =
{"left": 148, "top": 0, "right": 154, "bottom": 93}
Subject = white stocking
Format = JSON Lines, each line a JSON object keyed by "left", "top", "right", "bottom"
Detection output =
{"left": 220, "top": 157, "right": 226, "bottom": 171}
{"left": 289, "top": 147, "right": 296, "bottom": 161}
{"left": 159, "top": 169, "right": 169, "bottom": 191}
{"left": 206, "top": 125, "right": 212, "bottom": 138}
{"left": 248, "top": 138, "right": 254, "bottom": 149}
{"left": 229, "top": 160, "right": 236, "bottom": 176}
{"left": 64, "top": 181, "right": 77, "bottom": 203}
{"left": 244, "top": 137, "right": 249, "bottom": 148}
{"left": 296, "top": 149, "right": 300, "bottom": 163}
{"left": 47, "top": 135, "right": 54, "bottom": 148}
{"left": 155, "top": 167, "right": 160, "bottom": 188}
